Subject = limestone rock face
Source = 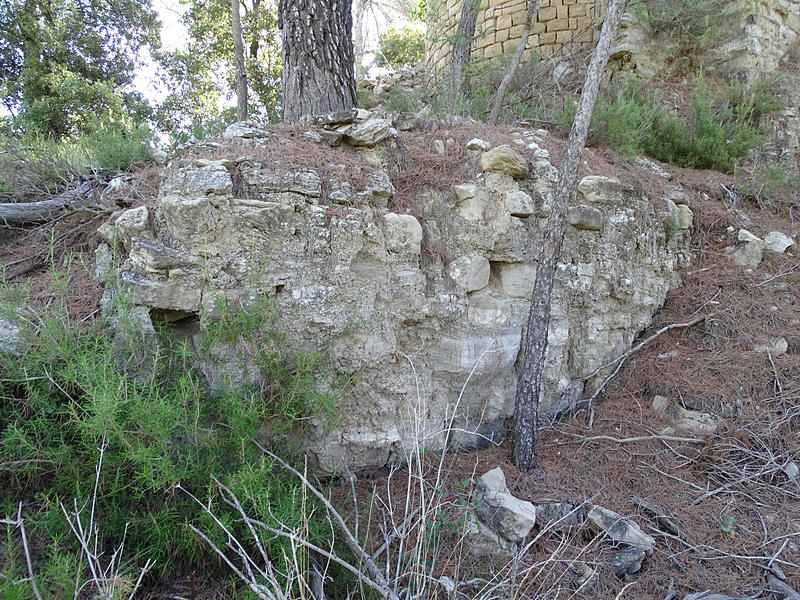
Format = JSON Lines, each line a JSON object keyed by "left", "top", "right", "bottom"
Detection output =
{"left": 103, "top": 130, "right": 689, "bottom": 474}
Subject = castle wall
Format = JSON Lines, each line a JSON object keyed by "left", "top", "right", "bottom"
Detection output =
{"left": 427, "top": 0, "right": 607, "bottom": 71}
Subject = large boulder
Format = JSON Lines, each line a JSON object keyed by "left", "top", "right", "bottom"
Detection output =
{"left": 100, "top": 130, "right": 690, "bottom": 474}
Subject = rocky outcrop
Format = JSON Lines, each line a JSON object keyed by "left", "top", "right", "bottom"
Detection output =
{"left": 99, "top": 122, "right": 689, "bottom": 474}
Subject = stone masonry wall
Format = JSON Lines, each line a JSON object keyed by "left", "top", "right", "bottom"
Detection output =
{"left": 427, "top": 0, "right": 607, "bottom": 71}
{"left": 428, "top": 0, "right": 799, "bottom": 76}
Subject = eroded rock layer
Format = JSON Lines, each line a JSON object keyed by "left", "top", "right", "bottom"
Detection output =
{"left": 99, "top": 122, "right": 690, "bottom": 474}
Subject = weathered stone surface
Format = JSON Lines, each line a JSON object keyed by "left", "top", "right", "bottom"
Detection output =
{"left": 480, "top": 146, "right": 529, "bottom": 178}
{"left": 568, "top": 205, "right": 603, "bottom": 231}
{"left": 464, "top": 515, "right": 514, "bottom": 557}
{"left": 764, "top": 231, "right": 795, "bottom": 253}
{"left": 0, "top": 318, "right": 26, "bottom": 356}
{"left": 609, "top": 546, "right": 646, "bottom": 579}
{"left": 474, "top": 468, "right": 537, "bottom": 543}
{"left": 499, "top": 264, "right": 537, "bottom": 298}
{"left": 160, "top": 159, "right": 232, "bottom": 197}
{"left": 151, "top": 148, "right": 169, "bottom": 165}
{"left": 652, "top": 395, "right": 720, "bottom": 434}
{"left": 535, "top": 501, "right": 584, "bottom": 530}
{"left": 383, "top": 213, "right": 423, "bottom": 254}
{"left": 223, "top": 121, "right": 270, "bottom": 141}
{"left": 466, "top": 138, "right": 491, "bottom": 151}
{"left": 587, "top": 505, "right": 656, "bottom": 555}
{"left": 365, "top": 170, "right": 395, "bottom": 199}
{"left": 677, "top": 205, "right": 694, "bottom": 230}
{"left": 726, "top": 229, "right": 764, "bottom": 267}
{"left": 102, "top": 135, "right": 690, "bottom": 474}
{"left": 115, "top": 206, "right": 154, "bottom": 250}
{"left": 238, "top": 164, "right": 322, "bottom": 199}
{"left": 314, "top": 109, "right": 359, "bottom": 126}
{"left": 447, "top": 255, "right": 490, "bottom": 291}
{"left": 505, "top": 190, "right": 535, "bottom": 217}
{"left": 634, "top": 156, "right": 671, "bottom": 179}
{"left": 342, "top": 118, "right": 396, "bottom": 146}
{"left": 453, "top": 184, "right": 477, "bottom": 202}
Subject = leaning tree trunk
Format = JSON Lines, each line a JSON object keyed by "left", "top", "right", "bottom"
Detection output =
{"left": 512, "top": 0, "right": 629, "bottom": 472}
{"left": 487, "top": 0, "right": 543, "bottom": 125}
{"left": 450, "top": 0, "right": 480, "bottom": 98}
{"left": 278, "top": 0, "right": 357, "bottom": 123}
{"left": 231, "top": 0, "right": 248, "bottom": 120}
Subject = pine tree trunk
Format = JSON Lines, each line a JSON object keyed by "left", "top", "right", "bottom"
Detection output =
{"left": 231, "top": 0, "right": 248, "bottom": 120}
{"left": 487, "top": 0, "right": 543, "bottom": 125}
{"left": 279, "top": 0, "right": 357, "bottom": 123}
{"left": 512, "top": 0, "right": 629, "bottom": 472}
{"left": 450, "top": 0, "right": 480, "bottom": 98}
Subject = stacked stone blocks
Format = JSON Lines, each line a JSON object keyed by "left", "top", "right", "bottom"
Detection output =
{"left": 427, "top": 0, "right": 607, "bottom": 71}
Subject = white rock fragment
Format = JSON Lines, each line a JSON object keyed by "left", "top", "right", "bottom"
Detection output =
{"left": 587, "top": 505, "right": 656, "bottom": 555}
{"left": 474, "top": 468, "right": 537, "bottom": 543}
{"left": 726, "top": 229, "right": 764, "bottom": 267}
{"left": 752, "top": 337, "right": 788, "bottom": 355}
{"left": 466, "top": 138, "right": 491, "bottom": 151}
{"left": 764, "top": 231, "right": 794, "bottom": 253}
{"left": 448, "top": 254, "right": 490, "bottom": 291}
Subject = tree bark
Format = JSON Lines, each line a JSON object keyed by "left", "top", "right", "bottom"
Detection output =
{"left": 231, "top": 0, "right": 248, "bottom": 120}
{"left": 278, "top": 0, "right": 357, "bottom": 123}
{"left": 449, "top": 0, "right": 480, "bottom": 98}
{"left": 487, "top": 0, "right": 543, "bottom": 125}
{"left": 0, "top": 181, "right": 95, "bottom": 226}
{"left": 512, "top": 0, "right": 629, "bottom": 472}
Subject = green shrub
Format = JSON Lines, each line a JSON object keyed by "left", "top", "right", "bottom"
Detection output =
{"left": 557, "top": 76, "right": 781, "bottom": 172}
{"left": 0, "top": 124, "right": 155, "bottom": 202}
{"left": 632, "top": 0, "right": 743, "bottom": 56}
{"left": 384, "top": 87, "right": 424, "bottom": 113}
{"left": 0, "top": 278, "right": 347, "bottom": 598}
{"left": 375, "top": 25, "right": 426, "bottom": 69}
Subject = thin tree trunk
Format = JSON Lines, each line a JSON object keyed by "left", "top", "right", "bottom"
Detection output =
{"left": 512, "top": 0, "right": 629, "bottom": 472}
{"left": 249, "top": 0, "right": 261, "bottom": 60}
{"left": 487, "top": 0, "right": 543, "bottom": 125}
{"left": 278, "top": 0, "right": 357, "bottom": 123}
{"left": 231, "top": 0, "right": 248, "bottom": 120}
{"left": 353, "top": 0, "right": 365, "bottom": 70}
{"left": 450, "top": 0, "right": 480, "bottom": 98}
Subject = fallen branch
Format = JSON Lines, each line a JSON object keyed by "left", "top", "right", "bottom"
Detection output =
{"left": 0, "top": 181, "right": 95, "bottom": 226}
{"left": 555, "top": 434, "right": 705, "bottom": 445}
{"left": 582, "top": 314, "right": 711, "bottom": 406}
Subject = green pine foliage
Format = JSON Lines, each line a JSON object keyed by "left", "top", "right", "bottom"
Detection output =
{"left": 0, "top": 277, "right": 347, "bottom": 598}
{"left": 557, "top": 76, "right": 782, "bottom": 172}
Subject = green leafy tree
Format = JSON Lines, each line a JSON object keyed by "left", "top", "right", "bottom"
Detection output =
{"left": 155, "top": 0, "right": 282, "bottom": 138}
{"left": 375, "top": 24, "right": 426, "bottom": 69}
{"left": 0, "top": 0, "right": 160, "bottom": 138}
